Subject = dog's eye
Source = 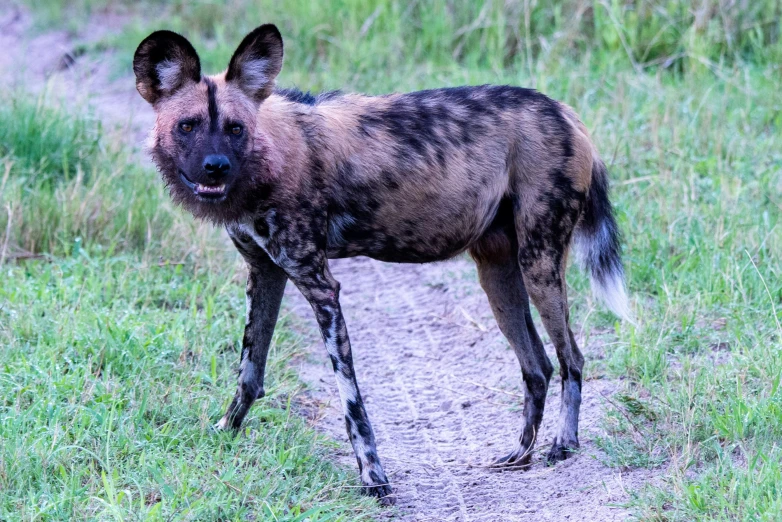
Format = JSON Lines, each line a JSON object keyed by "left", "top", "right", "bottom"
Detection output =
{"left": 231, "top": 125, "right": 243, "bottom": 136}
{"left": 180, "top": 123, "right": 193, "bottom": 133}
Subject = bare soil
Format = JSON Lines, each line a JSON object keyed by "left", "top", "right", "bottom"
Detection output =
{"left": 291, "top": 257, "right": 659, "bottom": 521}
{"left": 3, "top": 9, "right": 661, "bottom": 519}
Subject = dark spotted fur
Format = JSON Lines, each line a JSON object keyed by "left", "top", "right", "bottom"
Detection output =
{"left": 134, "top": 24, "right": 630, "bottom": 506}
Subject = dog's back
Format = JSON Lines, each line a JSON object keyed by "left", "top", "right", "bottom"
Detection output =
{"left": 258, "top": 85, "right": 594, "bottom": 264}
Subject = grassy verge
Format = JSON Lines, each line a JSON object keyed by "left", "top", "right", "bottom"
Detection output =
{"left": 0, "top": 92, "right": 188, "bottom": 259}
{"left": 27, "top": 0, "right": 782, "bottom": 71}
{"left": 0, "top": 256, "right": 379, "bottom": 520}
{"left": 584, "top": 64, "right": 782, "bottom": 520}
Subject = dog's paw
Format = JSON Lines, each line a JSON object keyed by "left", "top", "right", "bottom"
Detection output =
{"left": 361, "top": 470, "right": 395, "bottom": 506}
{"left": 488, "top": 445, "right": 533, "bottom": 470}
{"left": 546, "top": 439, "right": 579, "bottom": 465}
{"left": 213, "top": 416, "right": 231, "bottom": 431}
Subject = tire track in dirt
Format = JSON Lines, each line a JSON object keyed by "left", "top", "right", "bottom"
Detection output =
{"left": 292, "top": 256, "right": 658, "bottom": 521}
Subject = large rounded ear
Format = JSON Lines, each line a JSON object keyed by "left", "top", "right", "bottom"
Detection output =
{"left": 133, "top": 30, "right": 201, "bottom": 105}
{"left": 225, "top": 24, "right": 283, "bottom": 103}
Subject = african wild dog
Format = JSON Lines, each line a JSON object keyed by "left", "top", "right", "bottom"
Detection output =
{"left": 134, "top": 24, "right": 630, "bottom": 505}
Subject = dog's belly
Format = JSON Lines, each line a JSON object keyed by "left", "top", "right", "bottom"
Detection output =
{"left": 325, "top": 195, "right": 502, "bottom": 263}
{"left": 326, "top": 232, "right": 472, "bottom": 263}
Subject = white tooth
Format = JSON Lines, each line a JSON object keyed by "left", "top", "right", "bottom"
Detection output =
{"left": 195, "top": 183, "right": 225, "bottom": 193}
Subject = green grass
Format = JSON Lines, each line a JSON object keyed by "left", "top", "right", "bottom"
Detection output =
{"left": 578, "top": 64, "right": 782, "bottom": 521}
{"left": 87, "top": 0, "right": 779, "bottom": 96}
{"left": 0, "top": 256, "right": 380, "bottom": 520}
{"left": 6, "top": 0, "right": 782, "bottom": 520}
{"left": 0, "top": 95, "right": 101, "bottom": 184}
{"left": 26, "top": 0, "right": 782, "bottom": 71}
{"left": 0, "top": 93, "right": 192, "bottom": 258}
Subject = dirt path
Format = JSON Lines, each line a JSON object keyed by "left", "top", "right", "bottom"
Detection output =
{"left": 3, "top": 9, "right": 658, "bottom": 519}
{"left": 0, "top": 3, "right": 153, "bottom": 147}
{"left": 290, "top": 256, "right": 657, "bottom": 521}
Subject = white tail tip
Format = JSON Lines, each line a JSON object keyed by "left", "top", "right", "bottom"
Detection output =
{"left": 592, "top": 273, "right": 635, "bottom": 325}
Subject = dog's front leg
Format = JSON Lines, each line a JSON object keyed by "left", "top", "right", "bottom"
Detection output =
{"left": 216, "top": 252, "right": 288, "bottom": 430}
{"left": 291, "top": 260, "right": 394, "bottom": 505}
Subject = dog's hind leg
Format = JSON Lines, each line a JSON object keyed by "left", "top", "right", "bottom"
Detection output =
{"left": 515, "top": 199, "right": 585, "bottom": 464}
{"left": 471, "top": 220, "right": 554, "bottom": 468}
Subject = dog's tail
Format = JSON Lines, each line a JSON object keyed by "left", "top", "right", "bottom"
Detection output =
{"left": 574, "top": 156, "right": 633, "bottom": 322}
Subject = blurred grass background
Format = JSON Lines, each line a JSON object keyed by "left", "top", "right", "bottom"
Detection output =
{"left": 27, "top": 0, "right": 782, "bottom": 75}
{"left": 1, "top": 0, "right": 781, "bottom": 520}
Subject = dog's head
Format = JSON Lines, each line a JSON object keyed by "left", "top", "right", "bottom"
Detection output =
{"left": 133, "top": 25, "right": 283, "bottom": 223}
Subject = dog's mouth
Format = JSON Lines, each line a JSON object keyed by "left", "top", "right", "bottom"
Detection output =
{"left": 179, "top": 170, "right": 228, "bottom": 201}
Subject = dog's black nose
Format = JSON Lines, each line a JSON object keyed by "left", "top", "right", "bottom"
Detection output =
{"left": 203, "top": 154, "right": 231, "bottom": 175}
